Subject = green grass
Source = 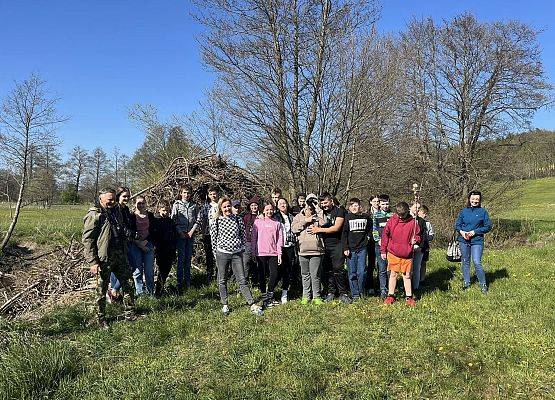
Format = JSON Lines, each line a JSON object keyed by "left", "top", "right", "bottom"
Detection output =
{"left": 1, "top": 179, "right": 555, "bottom": 399}
{"left": 0, "top": 204, "right": 88, "bottom": 245}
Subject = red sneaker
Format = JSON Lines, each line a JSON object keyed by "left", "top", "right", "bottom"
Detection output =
{"left": 384, "top": 295, "right": 395, "bottom": 305}
{"left": 406, "top": 297, "right": 416, "bottom": 307}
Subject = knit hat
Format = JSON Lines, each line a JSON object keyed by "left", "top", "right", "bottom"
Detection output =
{"left": 248, "top": 196, "right": 260, "bottom": 206}
{"left": 305, "top": 193, "right": 318, "bottom": 202}
{"left": 232, "top": 200, "right": 241, "bottom": 207}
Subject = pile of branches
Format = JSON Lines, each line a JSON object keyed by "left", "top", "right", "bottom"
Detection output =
{"left": 0, "top": 236, "right": 93, "bottom": 319}
{"left": 132, "top": 154, "right": 270, "bottom": 206}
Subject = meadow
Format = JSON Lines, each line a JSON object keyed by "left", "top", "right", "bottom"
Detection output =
{"left": 0, "top": 178, "right": 554, "bottom": 399}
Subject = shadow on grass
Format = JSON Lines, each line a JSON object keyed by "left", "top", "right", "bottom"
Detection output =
{"left": 420, "top": 264, "right": 458, "bottom": 294}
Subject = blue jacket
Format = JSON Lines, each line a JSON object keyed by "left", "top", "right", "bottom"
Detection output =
{"left": 455, "top": 206, "right": 493, "bottom": 244}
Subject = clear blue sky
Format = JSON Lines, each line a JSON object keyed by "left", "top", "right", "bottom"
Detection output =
{"left": 1, "top": 0, "right": 554, "bottom": 158}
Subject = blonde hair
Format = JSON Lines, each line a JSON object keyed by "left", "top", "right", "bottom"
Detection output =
{"left": 213, "top": 196, "right": 231, "bottom": 220}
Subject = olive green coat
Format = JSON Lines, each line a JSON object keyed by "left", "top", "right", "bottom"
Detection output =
{"left": 82, "top": 206, "right": 125, "bottom": 265}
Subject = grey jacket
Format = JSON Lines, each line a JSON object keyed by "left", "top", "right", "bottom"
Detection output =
{"left": 291, "top": 206, "right": 325, "bottom": 256}
{"left": 171, "top": 200, "right": 199, "bottom": 234}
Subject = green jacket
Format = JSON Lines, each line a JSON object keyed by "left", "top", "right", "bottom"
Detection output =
{"left": 82, "top": 206, "right": 125, "bottom": 265}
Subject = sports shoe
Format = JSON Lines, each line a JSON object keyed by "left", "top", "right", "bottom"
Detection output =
{"left": 221, "top": 304, "right": 230, "bottom": 315}
{"left": 300, "top": 297, "right": 309, "bottom": 305}
{"left": 325, "top": 293, "right": 336, "bottom": 302}
{"left": 339, "top": 294, "right": 352, "bottom": 304}
{"left": 406, "top": 297, "right": 416, "bottom": 307}
{"left": 312, "top": 298, "right": 324, "bottom": 305}
{"left": 250, "top": 304, "right": 264, "bottom": 316}
{"left": 367, "top": 289, "right": 376, "bottom": 296}
{"left": 481, "top": 285, "right": 488, "bottom": 294}
{"left": 384, "top": 295, "right": 395, "bottom": 305}
{"left": 281, "top": 290, "right": 288, "bottom": 304}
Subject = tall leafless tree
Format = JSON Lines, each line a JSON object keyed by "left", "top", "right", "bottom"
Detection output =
{"left": 0, "top": 74, "right": 66, "bottom": 252}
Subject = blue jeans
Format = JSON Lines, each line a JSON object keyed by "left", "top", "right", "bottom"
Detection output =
{"left": 460, "top": 241, "right": 486, "bottom": 287}
{"left": 110, "top": 251, "right": 133, "bottom": 291}
{"left": 348, "top": 248, "right": 367, "bottom": 298}
{"left": 411, "top": 249, "right": 424, "bottom": 291}
{"left": 176, "top": 235, "right": 194, "bottom": 288}
{"left": 129, "top": 241, "right": 155, "bottom": 295}
{"left": 375, "top": 243, "right": 388, "bottom": 297}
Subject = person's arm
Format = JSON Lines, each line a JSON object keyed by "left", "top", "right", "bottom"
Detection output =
{"left": 380, "top": 219, "right": 392, "bottom": 258}
{"left": 372, "top": 214, "right": 380, "bottom": 242}
{"left": 82, "top": 212, "right": 100, "bottom": 273}
{"left": 413, "top": 219, "right": 422, "bottom": 246}
{"left": 209, "top": 218, "right": 218, "bottom": 255}
{"left": 312, "top": 216, "right": 344, "bottom": 234}
{"left": 291, "top": 212, "right": 305, "bottom": 234}
{"left": 342, "top": 216, "right": 350, "bottom": 255}
{"left": 473, "top": 209, "right": 493, "bottom": 235}
{"left": 277, "top": 222, "right": 284, "bottom": 256}
{"left": 188, "top": 204, "right": 199, "bottom": 237}
{"left": 251, "top": 220, "right": 258, "bottom": 257}
{"left": 455, "top": 210, "right": 465, "bottom": 236}
{"left": 427, "top": 221, "right": 435, "bottom": 242}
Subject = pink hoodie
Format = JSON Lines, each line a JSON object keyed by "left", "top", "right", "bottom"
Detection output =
{"left": 252, "top": 218, "right": 283, "bottom": 256}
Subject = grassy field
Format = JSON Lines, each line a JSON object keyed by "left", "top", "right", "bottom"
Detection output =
{"left": 0, "top": 179, "right": 554, "bottom": 399}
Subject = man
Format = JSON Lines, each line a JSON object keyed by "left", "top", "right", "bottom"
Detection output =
{"left": 83, "top": 188, "right": 136, "bottom": 329}
{"left": 198, "top": 185, "right": 220, "bottom": 280}
{"left": 171, "top": 184, "right": 199, "bottom": 292}
{"left": 373, "top": 194, "right": 394, "bottom": 299}
{"left": 291, "top": 193, "right": 306, "bottom": 216}
{"left": 271, "top": 187, "right": 282, "bottom": 207}
{"left": 310, "top": 192, "right": 351, "bottom": 304}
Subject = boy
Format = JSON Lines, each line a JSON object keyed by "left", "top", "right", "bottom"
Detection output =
{"left": 418, "top": 204, "right": 434, "bottom": 285}
{"left": 153, "top": 201, "right": 177, "bottom": 297}
{"left": 373, "top": 194, "right": 394, "bottom": 299}
{"left": 410, "top": 202, "right": 428, "bottom": 293}
{"left": 198, "top": 185, "right": 220, "bottom": 280}
{"left": 342, "top": 198, "right": 372, "bottom": 300}
{"left": 171, "top": 184, "right": 199, "bottom": 292}
{"left": 366, "top": 194, "right": 380, "bottom": 295}
{"left": 381, "top": 202, "right": 421, "bottom": 306}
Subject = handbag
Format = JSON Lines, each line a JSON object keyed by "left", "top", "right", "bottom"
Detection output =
{"left": 446, "top": 230, "right": 462, "bottom": 262}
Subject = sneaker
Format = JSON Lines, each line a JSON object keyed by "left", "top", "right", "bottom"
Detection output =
{"left": 481, "top": 285, "right": 488, "bottom": 294}
{"left": 266, "top": 300, "right": 280, "bottom": 308}
{"left": 384, "top": 295, "right": 395, "bottom": 305}
{"left": 250, "top": 304, "right": 264, "bottom": 316}
{"left": 367, "top": 289, "right": 376, "bottom": 296}
{"left": 221, "top": 304, "right": 230, "bottom": 315}
{"left": 339, "top": 294, "right": 352, "bottom": 304}
{"left": 406, "top": 297, "right": 416, "bottom": 307}
{"left": 300, "top": 297, "right": 309, "bottom": 305}
{"left": 312, "top": 298, "right": 324, "bottom": 305}
{"left": 325, "top": 293, "right": 336, "bottom": 302}
{"left": 380, "top": 291, "right": 388, "bottom": 300}
{"left": 281, "top": 290, "right": 288, "bottom": 304}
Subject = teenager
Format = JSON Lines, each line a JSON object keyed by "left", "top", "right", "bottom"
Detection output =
{"left": 153, "top": 201, "right": 177, "bottom": 297}
{"left": 291, "top": 193, "right": 306, "bottom": 216}
{"left": 418, "top": 205, "right": 434, "bottom": 284}
{"left": 242, "top": 196, "right": 260, "bottom": 284}
{"left": 171, "top": 184, "right": 199, "bottom": 292}
{"left": 381, "top": 202, "right": 421, "bottom": 307}
{"left": 210, "top": 197, "right": 264, "bottom": 316}
{"left": 373, "top": 194, "right": 394, "bottom": 299}
{"left": 275, "top": 197, "right": 296, "bottom": 303}
{"left": 252, "top": 202, "right": 284, "bottom": 307}
{"left": 455, "top": 190, "right": 493, "bottom": 293}
{"left": 410, "top": 202, "right": 429, "bottom": 293}
{"left": 129, "top": 196, "right": 156, "bottom": 296}
{"left": 271, "top": 187, "right": 282, "bottom": 207}
{"left": 199, "top": 186, "right": 220, "bottom": 280}
{"left": 310, "top": 192, "right": 350, "bottom": 304}
{"left": 342, "top": 198, "right": 372, "bottom": 301}
{"left": 366, "top": 195, "right": 380, "bottom": 295}
{"left": 292, "top": 194, "right": 325, "bottom": 304}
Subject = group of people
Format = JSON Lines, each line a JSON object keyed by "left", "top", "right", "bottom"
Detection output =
{"left": 83, "top": 184, "right": 492, "bottom": 329}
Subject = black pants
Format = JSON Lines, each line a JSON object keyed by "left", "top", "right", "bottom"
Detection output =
{"left": 280, "top": 246, "right": 295, "bottom": 291}
{"left": 202, "top": 235, "right": 215, "bottom": 279}
{"left": 323, "top": 243, "right": 348, "bottom": 296}
{"left": 155, "top": 248, "right": 176, "bottom": 288}
{"left": 366, "top": 238, "right": 376, "bottom": 292}
{"left": 257, "top": 256, "right": 278, "bottom": 296}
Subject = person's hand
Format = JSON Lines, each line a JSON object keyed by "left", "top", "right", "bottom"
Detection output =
{"left": 310, "top": 226, "right": 321, "bottom": 234}
{"left": 413, "top": 244, "right": 420, "bottom": 250}
{"left": 305, "top": 216, "right": 313, "bottom": 224}
{"left": 410, "top": 238, "right": 416, "bottom": 245}
{"left": 277, "top": 255, "right": 282, "bottom": 265}
{"left": 90, "top": 264, "right": 101, "bottom": 275}
{"left": 187, "top": 229, "right": 195, "bottom": 238}
{"left": 459, "top": 230, "right": 466, "bottom": 237}
{"left": 180, "top": 231, "right": 188, "bottom": 239}
{"left": 468, "top": 230, "right": 475, "bottom": 237}
{"left": 378, "top": 239, "right": 381, "bottom": 246}
{"left": 344, "top": 250, "right": 350, "bottom": 257}
{"left": 380, "top": 253, "right": 387, "bottom": 260}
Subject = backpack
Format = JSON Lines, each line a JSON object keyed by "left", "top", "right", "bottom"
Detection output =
{"left": 446, "top": 230, "right": 462, "bottom": 263}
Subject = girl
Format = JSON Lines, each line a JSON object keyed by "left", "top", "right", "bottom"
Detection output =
{"left": 291, "top": 193, "right": 325, "bottom": 304}
{"left": 455, "top": 191, "right": 493, "bottom": 293}
{"left": 275, "top": 198, "right": 296, "bottom": 303}
{"left": 210, "top": 197, "right": 263, "bottom": 316}
{"left": 252, "top": 202, "right": 283, "bottom": 308}
{"left": 129, "top": 196, "right": 156, "bottom": 296}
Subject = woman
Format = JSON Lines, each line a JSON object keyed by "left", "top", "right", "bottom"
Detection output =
{"left": 274, "top": 198, "right": 296, "bottom": 303}
{"left": 210, "top": 197, "right": 264, "bottom": 316}
{"left": 455, "top": 190, "right": 493, "bottom": 293}
{"left": 109, "top": 187, "right": 135, "bottom": 302}
{"left": 291, "top": 193, "right": 325, "bottom": 305}
{"left": 129, "top": 196, "right": 156, "bottom": 296}
{"left": 252, "top": 202, "right": 283, "bottom": 308}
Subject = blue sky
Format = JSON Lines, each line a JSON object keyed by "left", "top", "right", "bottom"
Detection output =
{"left": 0, "top": 0, "right": 553, "bottom": 158}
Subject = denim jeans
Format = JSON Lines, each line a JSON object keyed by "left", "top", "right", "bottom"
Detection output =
{"left": 110, "top": 251, "right": 133, "bottom": 291}
{"left": 176, "top": 235, "right": 194, "bottom": 288}
{"left": 411, "top": 249, "right": 424, "bottom": 291}
{"left": 375, "top": 243, "right": 388, "bottom": 297}
{"left": 129, "top": 241, "right": 155, "bottom": 295}
{"left": 348, "top": 248, "right": 367, "bottom": 299}
{"left": 460, "top": 241, "right": 486, "bottom": 287}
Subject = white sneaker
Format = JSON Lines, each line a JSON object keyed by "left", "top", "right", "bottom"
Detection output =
{"left": 281, "top": 290, "right": 288, "bottom": 304}
{"left": 221, "top": 304, "right": 230, "bottom": 315}
{"left": 250, "top": 304, "right": 264, "bottom": 316}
